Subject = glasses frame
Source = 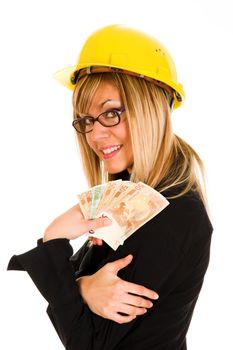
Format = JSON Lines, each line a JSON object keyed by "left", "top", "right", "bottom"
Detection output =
{"left": 72, "top": 108, "right": 125, "bottom": 134}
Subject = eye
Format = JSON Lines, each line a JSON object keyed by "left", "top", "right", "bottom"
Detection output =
{"left": 83, "top": 116, "right": 94, "bottom": 125}
{"left": 104, "top": 110, "right": 120, "bottom": 118}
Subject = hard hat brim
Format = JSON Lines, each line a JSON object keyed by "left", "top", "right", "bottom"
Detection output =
{"left": 53, "top": 66, "right": 76, "bottom": 91}
{"left": 53, "top": 64, "right": 185, "bottom": 109}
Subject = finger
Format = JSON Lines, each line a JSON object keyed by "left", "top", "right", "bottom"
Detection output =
{"left": 88, "top": 237, "right": 103, "bottom": 246}
{"left": 123, "top": 294, "right": 154, "bottom": 309}
{"left": 116, "top": 303, "right": 147, "bottom": 317}
{"left": 106, "top": 255, "right": 133, "bottom": 274}
{"left": 111, "top": 313, "right": 137, "bottom": 324}
{"left": 122, "top": 281, "right": 159, "bottom": 300}
{"left": 86, "top": 217, "right": 112, "bottom": 232}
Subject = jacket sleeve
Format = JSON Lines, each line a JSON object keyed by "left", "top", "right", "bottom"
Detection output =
{"left": 7, "top": 239, "right": 97, "bottom": 349}
{"left": 7, "top": 239, "right": 141, "bottom": 350}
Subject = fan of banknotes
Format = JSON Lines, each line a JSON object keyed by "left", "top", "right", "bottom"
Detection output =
{"left": 78, "top": 180, "right": 169, "bottom": 250}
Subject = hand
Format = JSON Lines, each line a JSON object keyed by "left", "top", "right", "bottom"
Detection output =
{"left": 43, "top": 204, "right": 112, "bottom": 242}
{"left": 77, "top": 254, "right": 159, "bottom": 324}
{"left": 88, "top": 236, "right": 103, "bottom": 246}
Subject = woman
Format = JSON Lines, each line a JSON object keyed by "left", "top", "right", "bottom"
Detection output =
{"left": 8, "top": 25, "right": 213, "bottom": 349}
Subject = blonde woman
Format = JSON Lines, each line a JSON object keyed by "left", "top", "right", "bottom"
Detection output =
{"left": 8, "top": 25, "right": 213, "bottom": 350}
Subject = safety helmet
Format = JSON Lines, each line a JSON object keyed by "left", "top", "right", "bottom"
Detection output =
{"left": 54, "top": 24, "right": 185, "bottom": 109}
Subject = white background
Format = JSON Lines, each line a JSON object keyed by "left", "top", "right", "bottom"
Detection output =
{"left": 0, "top": 0, "right": 232, "bottom": 348}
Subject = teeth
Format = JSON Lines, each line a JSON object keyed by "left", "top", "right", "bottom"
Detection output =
{"left": 102, "top": 145, "right": 121, "bottom": 154}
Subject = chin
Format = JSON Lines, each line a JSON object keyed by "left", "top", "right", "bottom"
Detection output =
{"left": 105, "top": 164, "right": 128, "bottom": 174}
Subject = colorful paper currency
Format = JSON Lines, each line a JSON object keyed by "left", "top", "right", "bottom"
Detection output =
{"left": 78, "top": 181, "right": 169, "bottom": 250}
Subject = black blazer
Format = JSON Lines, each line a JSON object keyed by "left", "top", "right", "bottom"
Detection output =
{"left": 8, "top": 188, "right": 213, "bottom": 350}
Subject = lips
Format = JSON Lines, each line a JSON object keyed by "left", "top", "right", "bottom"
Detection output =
{"left": 101, "top": 145, "right": 121, "bottom": 154}
{"left": 99, "top": 145, "right": 122, "bottom": 159}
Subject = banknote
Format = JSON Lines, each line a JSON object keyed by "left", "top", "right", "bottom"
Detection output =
{"left": 78, "top": 181, "right": 122, "bottom": 219}
{"left": 95, "top": 181, "right": 141, "bottom": 217}
{"left": 107, "top": 181, "right": 135, "bottom": 205}
{"left": 78, "top": 180, "right": 170, "bottom": 250}
{"left": 89, "top": 184, "right": 106, "bottom": 219}
{"left": 78, "top": 191, "right": 90, "bottom": 219}
{"left": 78, "top": 184, "right": 107, "bottom": 219}
{"left": 90, "top": 183, "right": 169, "bottom": 250}
{"left": 113, "top": 184, "right": 169, "bottom": 240}
{"left": 89, "top": 212, "right": 125, "bottom": 251}
{"left": 95, "top": 180, "right": 122, "bottom": 216}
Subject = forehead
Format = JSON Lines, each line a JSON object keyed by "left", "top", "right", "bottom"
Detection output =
{"left": 89, "top": 81, "right": 122, "bottom": 111}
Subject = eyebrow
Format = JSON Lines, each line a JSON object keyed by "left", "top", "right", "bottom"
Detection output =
{"left": 78, "top": 99, "right": 122, "bottom": 117}
{"left": 100, "top": 99, "right": 122, "bottom": 107}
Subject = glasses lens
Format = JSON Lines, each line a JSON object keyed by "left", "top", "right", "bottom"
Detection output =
{"left": 99, "top": 110, "right": 120, "bottom": 127}
{"left": 73, "top": 117, "right": 94, "bottom": 133}
{"left": 84, "top": 117, "right": 94, "bottom": 132}
{"left": 73, "top": 110, "right": 123, "bottom": 133}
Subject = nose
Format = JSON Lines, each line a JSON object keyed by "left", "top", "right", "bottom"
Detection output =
{"left": 90, "top": 120, "right": 110, "bottom": 141}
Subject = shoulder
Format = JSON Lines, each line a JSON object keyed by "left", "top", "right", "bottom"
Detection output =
{"left": 151, "top": 190, "right": 213, "bottom": 250}
{"left": 125, "top": 189, "right": 213, "bottom": 258}
{"left": 162, "top": 190, "right": 209, "bottom": 224}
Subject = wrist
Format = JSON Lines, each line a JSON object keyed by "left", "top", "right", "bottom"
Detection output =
{"left": 77, "top": 276, "right": 91, "bottom": 304}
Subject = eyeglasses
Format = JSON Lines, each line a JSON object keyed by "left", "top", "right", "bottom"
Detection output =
{"left": 72, "top": 108, "right": 125, "bottom": 134}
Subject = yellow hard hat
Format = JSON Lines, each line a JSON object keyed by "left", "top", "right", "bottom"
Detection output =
{"left": 54, "top": 24, "right": 185, "bottom": 109}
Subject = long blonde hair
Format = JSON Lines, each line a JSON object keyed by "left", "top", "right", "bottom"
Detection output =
{"left": 72, "top": 73, "right": 207, "bottom": 204}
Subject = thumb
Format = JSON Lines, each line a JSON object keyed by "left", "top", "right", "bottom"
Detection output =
{"left": 86, "top": 216, "right": 112, "bottom": 232}
{"left": 106, "top": 255, "right": 133, "bottom": 274}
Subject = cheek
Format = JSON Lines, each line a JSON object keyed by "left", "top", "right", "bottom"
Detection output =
{"left": 85, "top": 135, "right": 99, "bottom": 158}
{"left": 85, "top": 134, "right": 94, "bottom": 150}
{"left": 117, "top": 119, "right": 129, "bottom": 138}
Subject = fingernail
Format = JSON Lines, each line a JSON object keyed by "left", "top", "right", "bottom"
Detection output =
{"left": 153, "top": 294, "right": 159, "bottom": 300}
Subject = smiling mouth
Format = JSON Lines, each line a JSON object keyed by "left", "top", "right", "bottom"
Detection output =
{"left": 101, "top": 145, "right": 121, "bottom": 154}
{"left": 100, "top": 145, "right": 122, "bottom": 159}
